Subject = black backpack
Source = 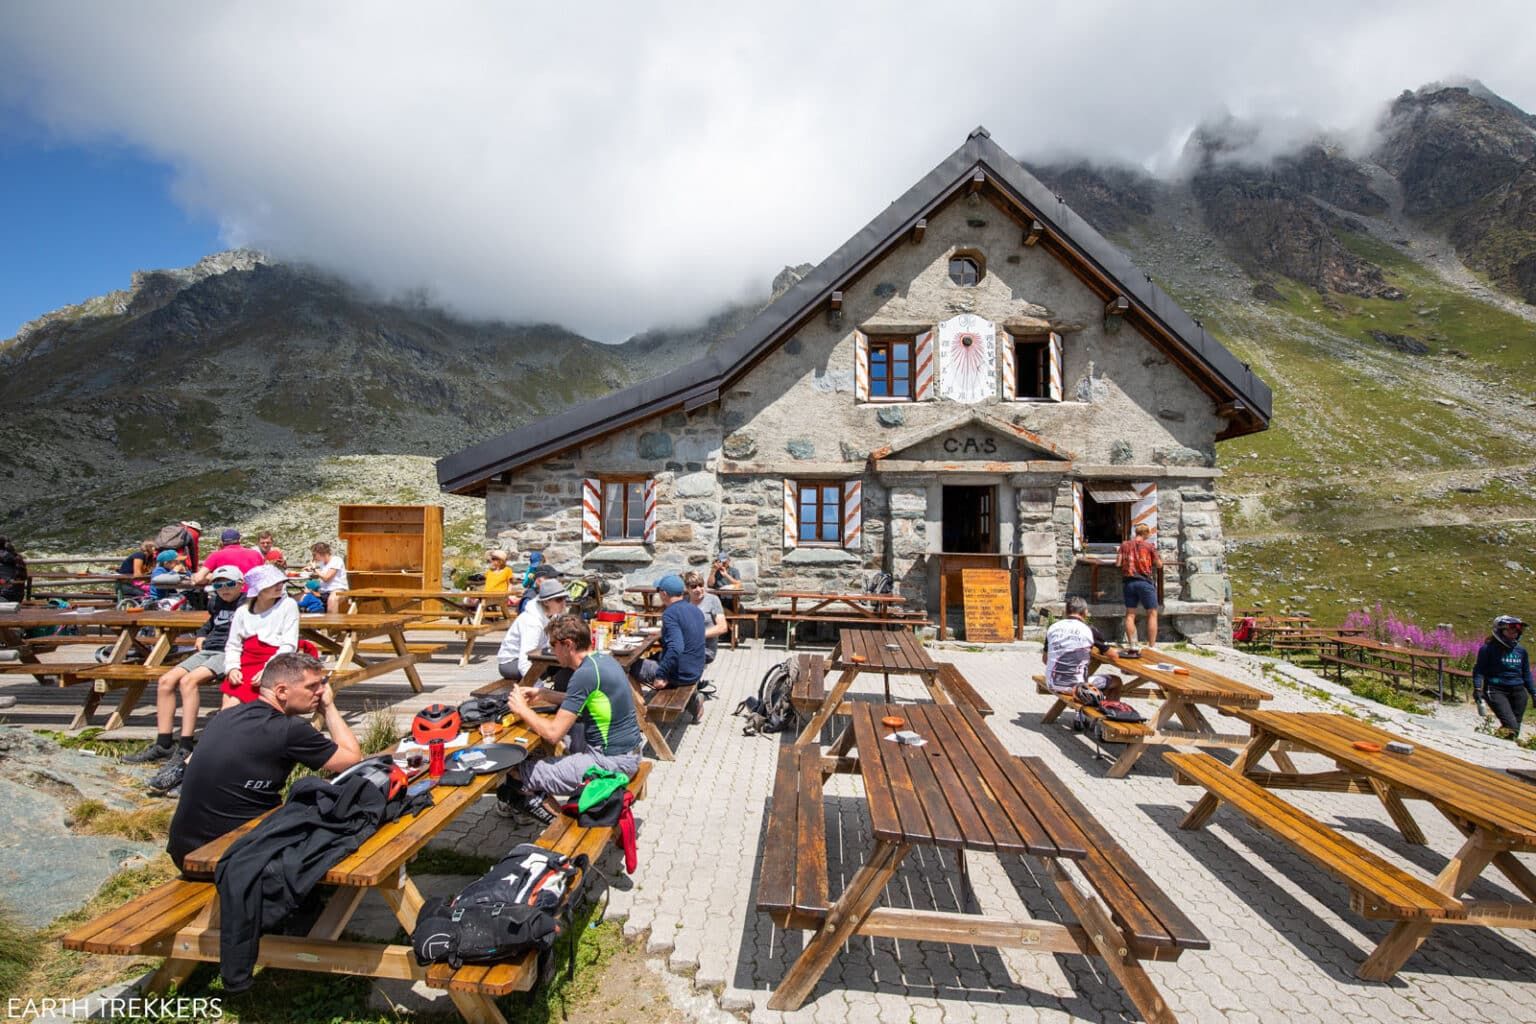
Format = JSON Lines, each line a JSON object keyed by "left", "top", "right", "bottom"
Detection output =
{"left": 733, "top": 658, "right": 801, "bottom": 736}
{"left": 412, "top": 844, "right": 588, "bottom": 976}
{"left": 867, "top": 572, "right": 895, "bottom": 595}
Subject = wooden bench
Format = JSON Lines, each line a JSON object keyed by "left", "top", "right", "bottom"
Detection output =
{"left": 788, "top": 654, "right": 827, "bottom": 715}
{"left": 771, "top": 612, "right": 927, "bottom": 649}
{"left": 0, "top": 661, "right": 104, "bottom": 675}
{"left": 62, "top": 877, "right": 217, "bottom": 969}
{"left": 356, "top": 641, "right": 449, "bottom": 656}
{"left": 1015, "top": 756, "right": 1207, "bottom": 958}
{"left": 1166, "top": 752, "right": 1466, "bottom": 921}
{"left": 644, "top": 682, "right": 699, "bottom": 724}
{"left": 935, "top": 662, "right": 992, "bottom": 716}
{"left": 1317, "top": 653, "right": 1415, "bottom": 682}
{"left": 1033, "top": 675, "right": 1151, "bottom": 743}
{"left": 756, "top": 744, "right": 828, "bottom": 928}
{"left": 423, "top": 760, "right": 653, "bottom": 997}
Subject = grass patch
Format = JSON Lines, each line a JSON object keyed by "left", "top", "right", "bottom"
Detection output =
{"left": 1346, "top": 676, "right": 1429, "bottom": 715}
{"left": 357, "top": 707, "right": 400, "bottom": 755}
{"left": 38, "top": 728, "right": 142, "bottom": 758}
{"left": 0, "top": 901, "right": 43, "bottom": 1001}
{"left": 68, "top": 800, "right": 175, "bottom": 842}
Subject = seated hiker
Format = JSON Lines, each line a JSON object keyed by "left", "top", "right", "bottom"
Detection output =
{"left": 148, "top": 549, "right": 189, "bottom": 601}
{"left": 296, "top": 578, "right": 327, "bottom": 613}
{"left": 192, "top": 528, "right": 266, "bottom": 588}
{"left": 495, "top": 613, "right": 642, "bottom": 824}
{"left": 685, "top": 571, "right": 729, "bottom": 664}
{"left": 165, "top": 651, "right": 361, "bottom": 872}
{"left": 629, "top": 574, "right": 706, "bottom": 709}
{"left": 497, "top": 578, "right": 570, "bottom": 683}
{"left": 0, "top": 536, "right": 25, "bottom": 603}
{"left": 128, "top": 566, "right": 246, "bottom": 788}
{"left": 1043, "top": 595, "right": 1121, "bottom": 699}
{"left": 256, "top": 530, "right": 285, "bottom": 569}
{"left": 223, "top": 564, "right": 300, "bottom": 707}
{"left": 469, "top": 549, "right": 516, "bottom": 615}
{"left": 515, "top": 558, "right": 559, "bottom": 615}
{"left": 306, "top": 542, "right": 349, "bottom": 614}
{"left": 115, "top": 539, "right": 156, "bottom": 601}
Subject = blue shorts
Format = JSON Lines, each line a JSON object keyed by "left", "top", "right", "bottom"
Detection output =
{"left": 1123, "top": 579, "right": 1159, "bottom": 610}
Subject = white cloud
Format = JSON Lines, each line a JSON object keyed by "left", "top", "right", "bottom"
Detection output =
{"left": 3, "top": 1, "right": 1534, "bottom": 339}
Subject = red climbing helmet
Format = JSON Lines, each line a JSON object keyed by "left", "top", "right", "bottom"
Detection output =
{"left": 412, "top": 703, "right": 461, "bottom": 745}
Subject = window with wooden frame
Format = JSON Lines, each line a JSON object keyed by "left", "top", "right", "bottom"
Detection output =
{"left": 1002, "top": 331, "right": 1063, "bottom": 402}
{"left": 582, "top": 476, "right": 656, "bottom": 544}
{"left": 948, "top": 250, "right": 985, "bottom": 286}
{"left": 867, "top": 335, "right": 914, "bottom": 400}
{"left": 796, "top": 481, "right": 844, "bottom": 546}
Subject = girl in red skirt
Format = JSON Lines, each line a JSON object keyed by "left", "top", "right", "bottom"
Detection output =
{"left": 221, "top": 564, "right": 300, "bottom": 706}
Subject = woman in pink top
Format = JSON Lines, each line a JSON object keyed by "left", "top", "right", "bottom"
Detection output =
{"left": 222, "top": 564, "right": 300, "bottom": 706}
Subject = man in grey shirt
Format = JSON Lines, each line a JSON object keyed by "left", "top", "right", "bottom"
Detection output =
{"left": 685, "top": 570, "right": 730, "bottom": 663}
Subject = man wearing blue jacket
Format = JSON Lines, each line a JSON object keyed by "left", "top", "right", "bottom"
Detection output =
{"left": 629, "top": 574, "right": 706, "bottom": 718}
{"left": 1474, "top": 615, "right": 1535, "bottom": 740}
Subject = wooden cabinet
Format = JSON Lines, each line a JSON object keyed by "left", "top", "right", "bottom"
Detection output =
{"left": 338, "top": 504, "right": 444, "bottom": 594}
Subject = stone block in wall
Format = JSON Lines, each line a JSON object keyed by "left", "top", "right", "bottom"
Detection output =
{"left": 554, "top": 526, "right": 581, "bottom": 542}
{"left": 1029, "top": 574, "right": 1060, "bottom": 605}
{"left": 1017, "top": 532, "right": 1055, "bottom": 558}
{"left": 656, "top": 523, "right": 694, "bottom": 543}
{"left": 783, "top": 548, "right": 860, "bottom": 566}
{"left": 1153, "top": 445, "right": 1210, "bottom": 467}
{"left": 890, "top": 491, "right": 928, "bottom": 519}
{"left": 1181, "top": 511, "right": 1214, "bottom": 527}
{"left": 1187, "top": 574, "right": 1226, "bottom": 604}
{"left": 682, "top": 503, "right": 717, "bottom": 523}
{"left": 722, "top": 434, "right": 757, "bottom": 460}
{"left": 583, "top": 546, "right": 654, "bottom": 565}
{"left": 674, "top": 472, "right": 714, "bottom": 498}
{"left": 1180, "top": 488, "right": 1215, "bottom": 501}
{"left": 486, "top": 493, "right": 524, "bottom": 529}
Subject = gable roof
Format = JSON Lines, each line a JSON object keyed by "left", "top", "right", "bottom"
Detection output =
{"left": 438, "top": 128, "right": 1271, "bottom": 496}
{"left": 869, "top": 407, "right": 1075, "bottom": 463}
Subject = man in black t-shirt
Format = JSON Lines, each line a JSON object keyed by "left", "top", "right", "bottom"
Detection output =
{"left": 166, "top": 651, "right": 361, "bottom": 871}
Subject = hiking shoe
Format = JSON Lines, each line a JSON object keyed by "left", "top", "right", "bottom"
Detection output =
{"left": 495, "top": 796, "right": 519, "bottom": 819}
{"left": 147, "top": 748, "right": 189, "bottom": 793}
{"left": 518, "top": 794, "right": 556, "bottom": 826}
{"left": 123, "top": 742, "right": 174, "bottom": 764}
{"left": 687, "top": 693, "right": 704, "bottom": 722}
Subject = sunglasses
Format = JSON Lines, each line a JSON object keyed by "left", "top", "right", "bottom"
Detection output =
{"left": 213, "top": 580, "right": 242, "bottom": 589}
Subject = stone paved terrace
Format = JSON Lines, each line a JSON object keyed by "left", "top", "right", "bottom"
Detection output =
{"left": 5, "top": 630, "right": 1536, "bottom": 1023}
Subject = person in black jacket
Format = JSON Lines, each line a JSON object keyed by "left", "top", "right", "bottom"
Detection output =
{"left": 1474, "top": 615, "right": 1535, "bottom": 739}
{"left": 0, "top": 536, "right": 26, "bottom": 602}
{"left": 166, "top": 651, "right": 361, "bottom": 871}
{"left": 126, "top": 565, "right": 246, "bottom": 780}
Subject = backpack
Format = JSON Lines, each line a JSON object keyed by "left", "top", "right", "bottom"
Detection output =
{"left": 412, "top": 844, "right": 589, "bottom": 977}
{"left": 867, "top": 572, "right": 895, "bottom": 595}
{"left": 733, "top": 657, "right": 801, "bottom": 736}
{"left": 1098, "top": 700, "right": 1145, "bottom": 723}
{"left": 153, "top": 523, "right": 193, "bottom": 553}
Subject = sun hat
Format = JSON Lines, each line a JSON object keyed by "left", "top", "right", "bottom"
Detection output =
{"left": 487, "top": 549, "right": 509, "bottom": 562}
{"left": 209, "top": 565, "right": 243, "bottom": 584}
{"left": 655, "top": 574, "right": 685, "bottom": 597}
{"left": 220, "top": 528, "right": 241, "bottom": 544}
{"left": 535, "top": 579, "right": 571, "bottom": 603}
{"left": 244, "top": 564, "right": 288, "bottom": 594}
{"left": 181, "top": 521, "right": 202, "bottom": 532}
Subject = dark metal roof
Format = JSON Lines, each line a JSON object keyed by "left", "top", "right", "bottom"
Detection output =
{"left": 438, "top": 127, "right": 1272, "bottom": 495}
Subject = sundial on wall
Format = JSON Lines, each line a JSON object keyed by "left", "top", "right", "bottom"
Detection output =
{"left": 937, "top": 313, "right": 996, "bottom": 403}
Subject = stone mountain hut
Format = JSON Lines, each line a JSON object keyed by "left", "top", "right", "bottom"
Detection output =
{"left": 436, "top": 128, "right": 1272, "bottom": 641}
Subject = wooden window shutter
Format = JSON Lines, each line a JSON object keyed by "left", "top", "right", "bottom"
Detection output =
{"left": 999, "top": 330, "right": 1017, "bottom": 401}
{"left": 1072, "top": 481, "right": 1084, "bottom": 552}
{"left": 842, "top": 479, "right": 862, "bottom": 549}
{"left": 642, "top": 478, "right": 657, "bottom": 544}
{"left": 582, "top": 478, "right": 602, "bottom": 543}
{"left": 1131, "top": 482, "right": 1157, "bottom": 538}
{"left": 854, "top": 329, "right": 870, "bottom": 402}
{"left": 1047, "top": 332, "right": 1063, "bottom": 402}
{"left": 913, "top": 329, "right": 935, "bottom": 401}
{"left": 783, "top": 479, "right": 798, "bottom": 549}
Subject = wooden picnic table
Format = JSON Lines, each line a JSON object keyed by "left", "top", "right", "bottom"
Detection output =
{"left": 794, "top": 628, "right": 943, "bottom": 744}
{"left": 298, "top": 613, "right": 425, "bottom": 694}
{"left": 770, "top": 590, "right": 923, "bottom": 649}
{"left": 762, "top": 702, "right": 1201, "bottom": 1020}
{"left": 1174, "top": 709, "right": 1536, "bottom": 981}
{"left": 345, "top": 588, "right": 521, "bottom": 667}
{"left": 0, "top": 608, "right": 207, "bottom": 730}
{"left": 1320, "top": 634, "right": 1454, "bottom": 700}
{"left": 1036, "top": 646, "right": 1276, "bottom": 778}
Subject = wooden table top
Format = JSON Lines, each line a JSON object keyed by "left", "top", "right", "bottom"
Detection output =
{"left": 346, "top": 588, "right": 516, "bottom": 600}
{"left": 1091, "top": 648, "right": 1272, "bottom": 705}
{"left": 183, "top": 718, "right": 545, "bottom": 882}
{"left": 1331, "top": 635, "right": 1447, "bottom": 659}
{"left": 1234, "top": 709, "right": 1536, "bottom": 844}
{"left": 0, "top": 609, "right": 207, "bottom": 630}
{"left": 779, "top": 591, "right": 907, "bottom": 603}
{"left": 836, "top": 628, "right": 935, "bottom": 675}
{"left": 849, "top": 702, "right": 1087, "bottom": 858}
{"left": 298, "top": 613, "right": 414, "bottom": 630}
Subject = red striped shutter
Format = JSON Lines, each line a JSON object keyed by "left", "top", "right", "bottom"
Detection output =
{"left": 582, "top": 478, "right": 602, "bottom": 543}
{"left": 999, "top": 330, "right": 1016, "bottom": 401}
{"left": 783, "top": 480, "right": 798, "bottom": 549}
{"left": 842, "top": 480, "right": 862, "bottom": 549}
{"left": 913, "top": 329, "right": 935, "bottom": 401}
{"left": 1130, "top": 482, "right": 1157, "bottom": 537}
{"left": 854, "top": 330, "right": 870, "bottom": 401}
{"left": 1047, "top": 332, "right": 1063, "bottom": 402}
{"left": 642, "top": 478, "right": 657, "bottom": 543}
{"left": 1072, "top": 482, "right": 1084, "bottom": 552}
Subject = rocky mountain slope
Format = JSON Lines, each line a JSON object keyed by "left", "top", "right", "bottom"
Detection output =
{"left": 4, "top": 80, "right": 1534, "bottom": 627}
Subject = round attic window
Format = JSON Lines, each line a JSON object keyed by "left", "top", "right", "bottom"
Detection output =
{"left": 948, "top": 253, "right": 983, "bottom": 286}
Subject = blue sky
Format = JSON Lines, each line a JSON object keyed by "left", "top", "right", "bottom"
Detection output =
{"left": 0, "top": 109, "right": 222, "bottom": 341}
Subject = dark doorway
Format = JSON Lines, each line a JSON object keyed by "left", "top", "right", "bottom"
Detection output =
{"left": 942, "top": 485, "right": 995, "bottom": 553}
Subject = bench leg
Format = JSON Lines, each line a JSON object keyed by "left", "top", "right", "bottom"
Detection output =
{"left": 379, "top": 875, "right": 428, "bottom": 933}
{"left": 102, "top": 680, "right": 149, "bottom": 733}
{"left": 1048, "top": 861, "right": 1177, "bottom": 1024}
{"left": 794, "top": 669, "right": 856, "bottom": 748}
{"left": 1358, "top": 829, "right": 1498, "bottom": 981}
{"left": 1105, "top": 740, "right": 1148, "bottom": 779}
{"left": 389, "top": 628, "right": 426, "bottom": 692}
{"left": 448, "top": 991, "right": 509, "bottom": 1024}
{"left": 1040, "top": 697, "right": 1068, "bottom": 725}
{"left": 1182, "top": 731, "right": 1278, "bottom": 830}
{"left": 768, "top": 840, "right": 908, "bottom": 1011}
{"left": 144, "top": 898, "right": 219, "bottom": 995}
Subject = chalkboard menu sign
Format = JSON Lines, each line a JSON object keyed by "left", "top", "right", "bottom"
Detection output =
{"left": 961, "top": 568, "right": 1013, "bottom": 643}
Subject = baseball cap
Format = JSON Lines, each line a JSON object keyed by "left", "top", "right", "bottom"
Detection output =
{"left": 220, "top": 528, "right": 241, "bottom": 544}
{"left": 209, "top": 565, "right": 243, "bottom": 584}
{"left": 535, "top": 579, "right": 571, "bottom": 602}
{"left": 265, "top": 547, "right": 285, "bottom": 563}
{"left": 155, "top": 549, "right": 180, "bottom": 565}
{"left": 715, "top": 552, "right": 731, "bottom": 562}
{"left": 305, "top": 578, "right": 323, "bottom": 591}
{"left": 244, "top": 564, "right": 288, "bottom": 594}
{"left": 655, "top": 574, "right": 685, "bottom": 597}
